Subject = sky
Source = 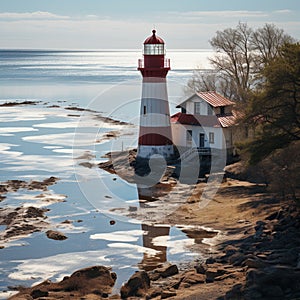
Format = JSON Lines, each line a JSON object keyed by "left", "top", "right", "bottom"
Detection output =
{"left": 0, "top": 0, "right": 299, "bottom": 49}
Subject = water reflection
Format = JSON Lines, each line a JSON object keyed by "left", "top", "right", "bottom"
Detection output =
{"left": 133, "top": 182, "right": 218, "bottom": 273}
{"left": 139, "top": 223, "right": 170, "bottom": 271}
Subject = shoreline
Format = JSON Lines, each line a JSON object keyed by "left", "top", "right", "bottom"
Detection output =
{"left": 9, "top": 177, "right": 300, "bottom": 299}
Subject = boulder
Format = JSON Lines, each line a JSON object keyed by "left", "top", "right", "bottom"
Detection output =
{"left": 120, "top": 271, "right": 150, "bottom": 298}
{"left": 152, "top": 263, "right": 179, "bottom": 279}
{"left": 9, "top": 265, "right": 117, "bottom": 299}
{"left": 46, "top": 230, "right": 67, "bottom": 240}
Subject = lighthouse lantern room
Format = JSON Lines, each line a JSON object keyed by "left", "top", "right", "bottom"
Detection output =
{"left": 137, "top": 30, "right": 174, "bottom": 159}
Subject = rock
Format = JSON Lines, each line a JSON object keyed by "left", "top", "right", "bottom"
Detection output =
{"left": 228, "top": 252, "right": 246, "bottom": 266}
{"left": 10, "top": 266, "right": 117, "bottom": 299}
{"left": 206, "top": 257, "right": 215, "bottom": 264}
{"left": 128, "top": 206, "right": 137, "bottom": 212}
{"left": 24, "top": 207, "right": 45, "bottom": 218}
{"left": 243, "top": 258, "right": 267, "bottom": 269}
{"left": 265, "top": 211, "right": 281, "bottom": 221}
{"left": 79, "top": 162, "right": 94, "bottom": 168}
{"left": 72, "top": 266, "right": 115, "bottom": 281}
{"left": 195, "top": 262, "right": 207, "bottom": 274}
{"left": 30, "top": 289, "right": 48, "bottom": 298}
{"left": 205, "top": 267, "right": 227, "bottom": 282}
{"left": 246, "top": 265, "right": 300, "bottom": 297}
{"left": 224, "top": 245, "right": 238, "bottom": 256}
{"left": 148, "top": 272, "right": 161, "bottom": 281}
{"left": 224, "top": 283, "right": 243, "bottom": 300}
{"left": 181, "top": 271, "right": 205, "bottom": 285}
{"left": 120, "top": 271, "right": 150, "bottom": 298}
{"left": 147, "top": 287, "right": 162, "bottom": 298}
{"left": 155, "top": 263, "right": 179, "bottom": 278}
{"left": 161, "top": 290, "right": 177, "bottom": 299}
{"left": 255, "top": 221, "right": 266, "bottom": 231}
{"left": 168, "top": 278, "right": 182, "bottom": 290}
{"left": 46, "top": 230, "right": 67, "bottom": 240}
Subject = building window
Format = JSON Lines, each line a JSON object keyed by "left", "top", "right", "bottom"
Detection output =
{"left": 194, "top": 102, "right": 200, "bottom": 114}
{"left": 143, "top": 105, "right": 146, "bottom": 115}
{"left": 209, "top": 132, "right": 214, "bottom": 144}
{"left": 207, "top": 105, "right": 213, "bottom": 115}
{"left": 220, "top": 106, "right": 225, "bottom": 115}
{"left": 186, "top": 130, "right": 193, "bottom": 147}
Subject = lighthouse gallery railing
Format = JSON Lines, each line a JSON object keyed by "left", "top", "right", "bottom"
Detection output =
{"left": 138, "top": 58, "right": 170, "bottom": 69}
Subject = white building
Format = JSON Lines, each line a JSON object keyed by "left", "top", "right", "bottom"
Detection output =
{"left": 171, "top": 91, "right": 237, "bottom": 156}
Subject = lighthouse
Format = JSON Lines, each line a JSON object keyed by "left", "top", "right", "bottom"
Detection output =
{"left": 137, "top": 30, "right": 174, "bottom": 159}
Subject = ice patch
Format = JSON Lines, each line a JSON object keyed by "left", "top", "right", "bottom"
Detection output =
{"left": 107, "top": 243, "right": 159, "bottom": 256}
{"left": 90, "top": 230, "right": 145, "bottom": 242}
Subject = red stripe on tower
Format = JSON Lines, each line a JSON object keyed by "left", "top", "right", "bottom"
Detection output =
{"left": 137, "top": 30, "right": 174, "bottom": 159}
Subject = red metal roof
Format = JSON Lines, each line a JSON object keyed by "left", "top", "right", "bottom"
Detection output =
{"left": 171, "top": 112, "right": 220, "bottom": 127}
{"left": 144, "top": 30, "right": 164, "bottom": 44}
{"left": 171, "top": 112, "right": 237, "bottom": 128}
{"left": 177, "top": 91, "right": 235, "bottom": 108}
{"left": 196, "top": 91, "right": 235, "bottom": 107}
{"left": 216, "top": 114, "right": 236, "bottom": 128}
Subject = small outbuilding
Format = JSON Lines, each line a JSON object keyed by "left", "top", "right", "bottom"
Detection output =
{"left": 171, "top": 91, "right": 238, "bottom": 158}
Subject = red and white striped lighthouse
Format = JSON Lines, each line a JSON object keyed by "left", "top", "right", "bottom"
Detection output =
{"left": 137, "top": 30, "right": 174, "bottom": 159}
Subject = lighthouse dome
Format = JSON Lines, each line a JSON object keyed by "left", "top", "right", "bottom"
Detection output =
{"left": 144, "top": 30, "right": 164, "bottom": 44}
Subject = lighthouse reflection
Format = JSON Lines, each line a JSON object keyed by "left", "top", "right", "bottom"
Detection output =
{"left": 137, "top": 186, "right": 170, "bottom": 271}
{"left": 139, "top": 223, "right": 170, "bottom": 271}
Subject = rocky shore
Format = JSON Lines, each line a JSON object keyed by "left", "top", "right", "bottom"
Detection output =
{"left": 0, "top": 177, "right": 65, "bottom": 247}
{"left": 8, "top": 176, "right": 300, "bottom": 299}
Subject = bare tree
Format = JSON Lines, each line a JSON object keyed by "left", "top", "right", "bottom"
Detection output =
{"left": 251, "top": 23, "right": 295, "bottom": 70}
{"left": 186, "top": 23, "right": 295, "bottom": 104}
{"left": 185, "top": 69, "right": 236, "bottom": 100}
{"left": 209, "top": 22, "right": 254, "bottom": 102}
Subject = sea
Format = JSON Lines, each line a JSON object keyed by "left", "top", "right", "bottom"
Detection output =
{"left": 0, "top": 49, "right": 214, "bottom": 298}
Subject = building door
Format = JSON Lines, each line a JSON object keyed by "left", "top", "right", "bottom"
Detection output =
{"left": 199, "top": 133, "right": 205, "bottom": 148}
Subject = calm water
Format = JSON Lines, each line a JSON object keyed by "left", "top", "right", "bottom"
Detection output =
{"left": 0, "top": 50, "right": 214, "bottom": 298}
{"left": 0, "top": 49, "right": 213, "bottom": 113}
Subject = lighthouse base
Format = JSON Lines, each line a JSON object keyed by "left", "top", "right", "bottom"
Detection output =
{"left": 137, "top": 145, "right": 174, "bottom": 159}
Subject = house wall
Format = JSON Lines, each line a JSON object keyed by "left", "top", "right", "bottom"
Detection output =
{"left": 171, "top": 123, "right": 228, "bottom": 150}
{"left": 184, "top": 95, "right": 212, "bottom": 115}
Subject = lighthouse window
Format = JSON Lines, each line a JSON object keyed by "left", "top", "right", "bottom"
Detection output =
{"left": 144, "top": 44, "right": 164, "bottom": 55}
{"left": 143, "top": 105, "right": 147, "bottom": 115}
